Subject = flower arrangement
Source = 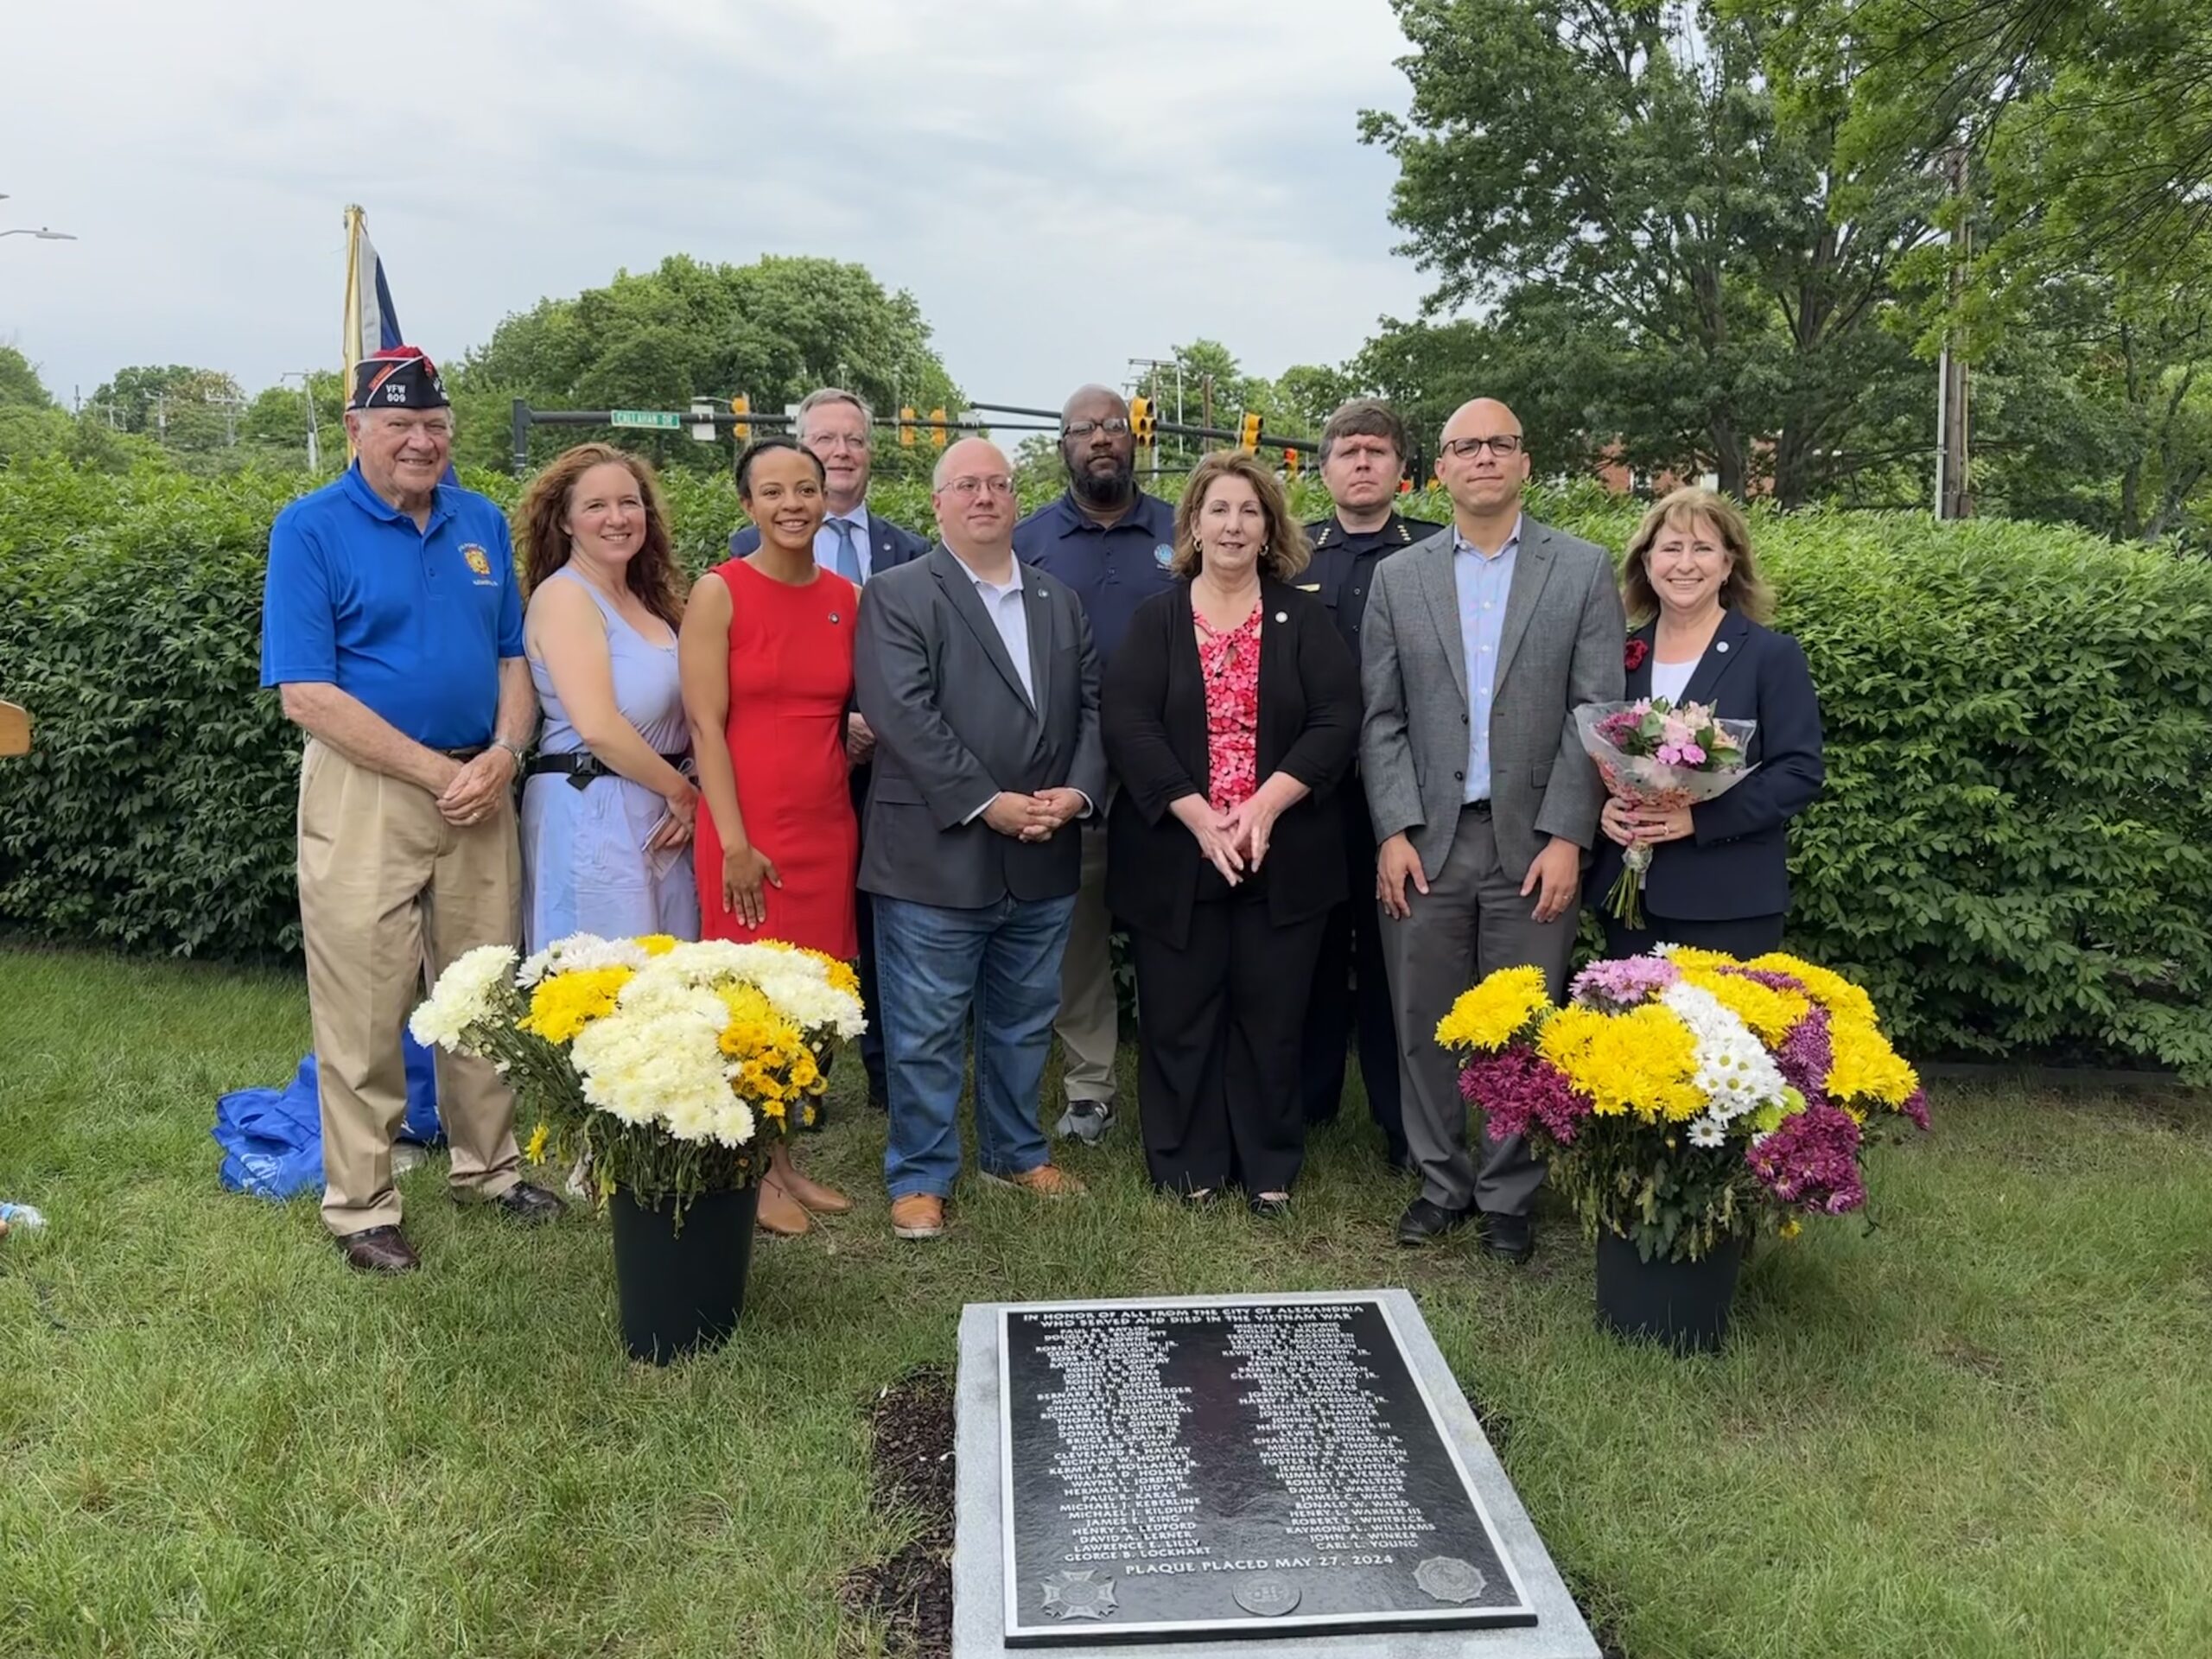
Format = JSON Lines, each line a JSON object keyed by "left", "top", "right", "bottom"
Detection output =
{"left": 1574, "top": 697, "right": 1756, "bottom": 926}
{"left": 411, "top": 932, "right": 865, "bottom": 1219}
{"left": 1437, "top": 948, "right": 1927, "bottom": 1262}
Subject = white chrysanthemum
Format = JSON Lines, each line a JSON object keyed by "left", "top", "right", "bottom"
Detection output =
{"left": 518, "top": 932, "right": 650, "bottom": 987}
{"left": 569, "top": 1005, "right": 730, "bottom": 1130}
{"left": 410, "top": 945, "right": 520, "bottom": 1051}
{"left": 1687, "top": 1116, "right": 1728, "bottom": 1148}
{"left": 1660, "top": 982, "right": 1786, "bottom": 1125}
{"left": 749, "top": 967, "right": 866, "bottom": 1040}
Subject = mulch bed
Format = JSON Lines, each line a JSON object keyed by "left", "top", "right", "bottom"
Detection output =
{"left": 838, "top": 1368, "right": 956, "bottom": 1659}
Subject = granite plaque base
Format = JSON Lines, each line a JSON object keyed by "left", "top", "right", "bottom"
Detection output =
{"left": 954, "top": 1291, "right": 1600, "bottom": 1658}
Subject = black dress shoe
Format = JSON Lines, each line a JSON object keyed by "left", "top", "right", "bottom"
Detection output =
{"left": 1249, "top": 1192, "right": 1292, "bottom": 1220}
{"left": 1480, "top": 1210, "right": 1535, "bottom": 1263}
{"left": 491, "top": 1182, "right": 564, "bottom": 1223}
{"left": 1395, "top": 1198, "right": 1473, "bottom": 1247}
{"left": 337, "top": 1225, "right": 419, "bottom": 1274}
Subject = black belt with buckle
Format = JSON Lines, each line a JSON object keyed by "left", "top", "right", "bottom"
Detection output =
{"left": 525, "top": 750, "right": 690, "bottom": 791}
{"left": 438, "top": 744, "right": 488, "bottom": 762}
{"left": 1465, "top": 798, "right": 1492, "bottom": 815}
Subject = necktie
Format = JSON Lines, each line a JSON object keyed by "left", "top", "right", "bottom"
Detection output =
{"left": 828, "top": 518, "right": 861, "bottom": 583}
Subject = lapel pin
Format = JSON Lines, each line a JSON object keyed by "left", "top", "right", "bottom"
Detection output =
{"left": 829, "top": 612, "right": 842, "bottom": 624}
{"left": 1274, "top": 611, "right": 1287, "bottom": 622}
{"left": 1715, "top": 640, "right": 1729, "bottom": 652}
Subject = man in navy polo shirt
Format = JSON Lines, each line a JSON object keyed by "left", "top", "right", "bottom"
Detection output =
{"left": 261, "top": 346, "right": 558, "bottom": 1274}
{"left": 1012, "top": 384, "right": 1176, "bottom": 1144}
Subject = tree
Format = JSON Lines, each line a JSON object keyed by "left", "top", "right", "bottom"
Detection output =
{"left": 86, "top": 365, "right": 247, "bottom": 454}
{"left": 1363, "top": 0, "right": 1937, "bottom": 505}
{"left": 0, "top": 346, "right": 53, "bottom": 410}
{"left": 238, "top": 372, "right": 344, "bottom": 473}
{"left": 1268, "top": 365, "right": 1363, "bottom": 435}
{"left": 453, "top": 254, "right": 962, "bottom": 474}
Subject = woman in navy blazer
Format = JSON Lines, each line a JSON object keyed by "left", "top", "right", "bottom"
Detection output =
{"left": 1103, "top": 452, "right": 1360, "bottom": 1214}
{"left": 1588, "top": 486, "right": 1824, "bottom": 957}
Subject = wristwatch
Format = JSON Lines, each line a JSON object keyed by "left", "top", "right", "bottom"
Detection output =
{"left": 493, "top": 737, "right": 527, "bottom": 766}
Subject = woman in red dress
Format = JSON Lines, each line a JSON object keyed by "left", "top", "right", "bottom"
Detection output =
{"left": 680, "top": 437, "right": 860, "bottom": 1236}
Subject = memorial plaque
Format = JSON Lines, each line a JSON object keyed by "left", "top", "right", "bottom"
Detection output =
{"left": 997, "top": 1295, "right": 1535, "bottom": 1646}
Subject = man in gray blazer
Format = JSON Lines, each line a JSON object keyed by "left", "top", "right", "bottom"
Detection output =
{"left": 855, "top": 437, "right": 1108, "bottom": 1243}
{"left": 1361, "top": 398, "right": 1625, "bottom": 1261}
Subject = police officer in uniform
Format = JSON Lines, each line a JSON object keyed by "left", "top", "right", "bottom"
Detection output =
{"left": 1297, "top": 399, "right": 1440, "bottom": 1170}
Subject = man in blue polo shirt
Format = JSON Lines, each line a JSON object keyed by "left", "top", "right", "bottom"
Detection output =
{"left": 1012, "top": 384, "right": 1176, "bottom": 1144}
{"left": 260, "top": 346, "right": 558, "bottom": 1274}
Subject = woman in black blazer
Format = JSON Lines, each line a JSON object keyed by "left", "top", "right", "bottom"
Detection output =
{"left": 1102, "top": 452, "right": 1360, "bottom": 1214}
{"left": 1589, "top": 486, "right": 1824, "bottom": 957}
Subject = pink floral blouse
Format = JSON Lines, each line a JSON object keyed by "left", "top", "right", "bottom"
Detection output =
{"left": 1194, "top": 607, "right": 1263, "bottom": 812}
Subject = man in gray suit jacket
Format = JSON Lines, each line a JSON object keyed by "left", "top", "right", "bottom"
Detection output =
{"left": 1361, "top": 398, "right": 1625, "bottom": 1261}
{"left": 855, "top": 438, "right": 1108, "bottom": 1243}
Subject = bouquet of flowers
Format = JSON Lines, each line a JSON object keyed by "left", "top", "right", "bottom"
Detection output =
{"left": 1575, "top": 698, "right": 1756, "bottom": 928}
{"left": 1436, "top": 947, "right": 1927, "bottom": 1262}
{"left": 410, "top": 933, "right": 865, "bottom": 1221}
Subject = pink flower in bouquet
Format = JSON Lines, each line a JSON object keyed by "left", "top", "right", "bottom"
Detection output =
{"left": 1569, "top": 955, "right": 1681, "bottom": 1010}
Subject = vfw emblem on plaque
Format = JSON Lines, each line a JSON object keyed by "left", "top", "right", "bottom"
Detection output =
{"left": 1040, "top": 1569, "right": 1117, "bottom": 1620}
{"left": 1415, "top": 1554, "right": 1489, "bottom": 1604}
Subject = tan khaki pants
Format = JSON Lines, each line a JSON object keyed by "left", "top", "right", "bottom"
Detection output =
{"left": 1053, "top": 819, "right": 1119, "bottom": 1103}
{"left": 298, "top": 740, "right": 521, "bottom": 1236}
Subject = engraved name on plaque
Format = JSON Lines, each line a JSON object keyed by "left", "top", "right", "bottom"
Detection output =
{"left": 999, "top": 1295, "right": 1535, "bottom": 1645}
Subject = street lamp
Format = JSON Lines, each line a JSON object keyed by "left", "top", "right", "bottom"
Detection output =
{"left": 0, "top": 227, "right": 77, "bottom": 240}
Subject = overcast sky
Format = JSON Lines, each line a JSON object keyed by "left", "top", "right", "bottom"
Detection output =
{"left": 2, "top": 0, "right": 1436, "bottom": 414}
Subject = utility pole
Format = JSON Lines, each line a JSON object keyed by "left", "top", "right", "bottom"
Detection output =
{"left": 283, "top": 371, "right": 323, "bottom": 471}
{"left": 1935, "top": 142, "right": 1974, "bottom": 520}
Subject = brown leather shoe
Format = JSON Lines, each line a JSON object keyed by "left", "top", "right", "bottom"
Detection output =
{"left": 982, "top": 1163, "right": 1086, "bottom": 1198}
{"left": 777, "top": 1164, "right": 853, "bottom": 1216}
{"left": 756, "top": 1176, "right": 811, "bottom": 1236}
{"left": 890, "top": 1194, "right": 946, "bottom": 1240}
{"left": 337, "top": 1225, "right": 420, "bottom": 1274}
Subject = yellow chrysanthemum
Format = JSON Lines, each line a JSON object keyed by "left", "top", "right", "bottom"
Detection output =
{"left": 635, "top": 934, "right": 679, "bottom": 957}
{"left": 1436, "top": 966, "right": 1554, "bottom": 1053}
{"left": 1537, "top": 1004, "right": 1703, "bottom": 1122}
{"left": 518, "top": 965, "right": 635, "bottom": 1044}
{"left": 1663, "top": 945, "right": 1740, "bottom": 972}
{"left": 523, "top": 1121, "right": 549, "bottom": 1163}
{"left": 1827, "top": 1017, "right": 1920, "bottom": 1109}
{"left": 1678, "top": 966, "right": 1810, "bottom": 1046}
{"left": 1748, "top": 952, "right": 1878, "bottom": 1028}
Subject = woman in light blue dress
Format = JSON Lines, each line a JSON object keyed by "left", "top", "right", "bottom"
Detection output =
{"left": 515, "top": 444, "right": 700, "bottom": 949}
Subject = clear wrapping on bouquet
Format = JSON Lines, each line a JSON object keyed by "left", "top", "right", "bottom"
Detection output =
{"left": 1573, "top": 700, "right": 1758, "bottom": 927}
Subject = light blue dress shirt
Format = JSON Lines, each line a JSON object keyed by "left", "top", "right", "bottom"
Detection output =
{"left": 1454, "top": 517, "right": 1522, "bottom": 804}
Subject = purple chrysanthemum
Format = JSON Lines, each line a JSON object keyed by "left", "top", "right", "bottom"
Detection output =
{"left": 1746, "top": 1101, "right": 1866, "bottom": 1214}
{"left": 1459, "top": 1051, "right": 1588, "bottom": 1145}
{"left": 1568, "top": 954, "right": 1681, "bottom": 1010}
{"left": 1898, "top": 1086, "right": 1930, "bottom": 1131}
{"left": 1772, "top": 1007, "right": 1834, "bottom": 1109}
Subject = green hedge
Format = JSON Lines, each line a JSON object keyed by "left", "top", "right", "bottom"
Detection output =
{"left": 3, "top": 459, "right": 2209, "bottom": 1077}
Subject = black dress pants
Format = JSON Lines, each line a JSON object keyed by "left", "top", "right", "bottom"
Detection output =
{"left": 1602, "top": 911, "right": 1786, "bottom": 959}
{"left": 1131, "top": 868, "right": 1328, "bottom": 1197}
{"left": 1299, "top": 785, "right": 1406, "bottom": 1160}
{"left": 851, "top": 761, "right": 887, "bottom": 1097}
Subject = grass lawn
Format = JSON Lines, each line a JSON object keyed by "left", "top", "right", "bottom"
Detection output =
{"left": 3, "top": 947, "right": 2209, "bottom": 1659}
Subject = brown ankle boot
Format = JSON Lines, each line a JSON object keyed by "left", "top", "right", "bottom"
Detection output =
{"left": 755, "top": 1176, "right": 811, "bottom": 1236}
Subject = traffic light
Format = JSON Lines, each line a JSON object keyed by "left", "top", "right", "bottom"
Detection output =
{"left": 730, "top": 394, "right": 751, "bottom": 441}
{"left": 929, "top": 407, "right": 948, "bottom": 448}
{"left": 1238, "top": 410, "right": 1262, "bottom": 451}
{"left": 1130, "top": 396, "right": 1154, "bottom": 446}
{"left": 1283, "top": 447, "right": 1300, "bottom": 478}
{"left": 899, "top": 405, "right": 917, "bottom": 447}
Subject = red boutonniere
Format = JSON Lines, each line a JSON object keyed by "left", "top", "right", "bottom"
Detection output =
{"left": 1624, "top": 638, "right": 1650, "bottom": 671}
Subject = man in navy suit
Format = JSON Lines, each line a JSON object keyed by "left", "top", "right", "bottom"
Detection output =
{"left": 729, "top": 388, "right": 926, "bottom": 1110}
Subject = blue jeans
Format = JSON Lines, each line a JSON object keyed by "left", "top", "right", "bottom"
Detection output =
{"left": 873, "top": 891, "right": 1078, "bottom": 1199}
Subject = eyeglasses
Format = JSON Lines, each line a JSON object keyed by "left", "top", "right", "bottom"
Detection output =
{"left": 941, "top": 475, "right": 1016, "bottom": 499}
{"left": 1440, "top": 435, "right": 1523, "bottom": 460}
{"left": 1063, "top": 418, "right": 1131, "bottom": 440}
